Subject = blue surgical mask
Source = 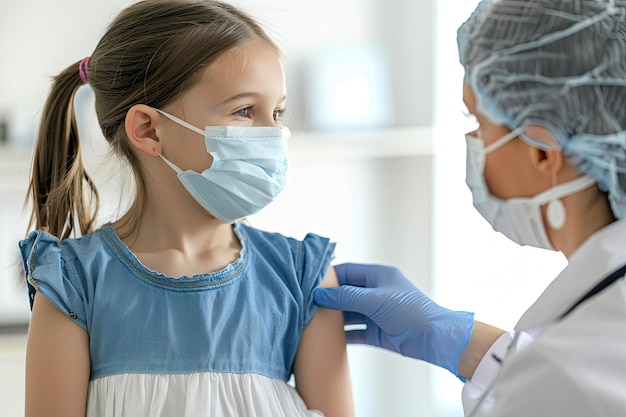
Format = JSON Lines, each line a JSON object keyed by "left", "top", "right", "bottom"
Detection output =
{"left": 155, "top": 109, "right": 290, "bottom": 224}
{"left": 465, "top": 130, "right": 596, "bottom": 250}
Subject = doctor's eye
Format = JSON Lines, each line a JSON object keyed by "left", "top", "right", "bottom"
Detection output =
{"left": 462, "top": 109, "right": 476, "bottom": 122}
{"left": 461, "top": 110, "right": 479, "bottom": 129}
{"left": 273, "top": 109, "right": 286, "bottom": 121}
{"left": 234, "top": 107, "right": 252, "bottom": 118}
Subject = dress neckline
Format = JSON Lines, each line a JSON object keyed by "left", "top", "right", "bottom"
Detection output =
{"left": 97, "top": 223, "right": 248, "bottom": 290}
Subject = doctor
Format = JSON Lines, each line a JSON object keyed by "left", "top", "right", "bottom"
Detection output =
{"left": 314, "top": 0, "right": 626, "bottom": 415}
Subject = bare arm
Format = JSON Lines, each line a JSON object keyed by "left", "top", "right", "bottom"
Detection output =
{"left": 293, "top": 266, "right": 355, "bottom": 417}
{"left": 457, "top": 320, "right": 505, "bottom": 380}
{"left": 25, "top": 293, "right": 90, "bottom": 417}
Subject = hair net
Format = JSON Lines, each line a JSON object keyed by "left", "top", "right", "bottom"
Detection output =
{"left": 457, "top": 0, "right": 626, "bottom": 218}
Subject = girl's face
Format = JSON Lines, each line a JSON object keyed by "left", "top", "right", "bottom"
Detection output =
{"left": 159, "top": 42, "right": 287, "bottom": 173}
{"left": 462, "top": 79, "right": 545, "bottom": 200}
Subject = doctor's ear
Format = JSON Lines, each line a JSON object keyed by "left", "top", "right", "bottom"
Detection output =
{"left": 125, "top": 104, "right": 162, "bottom": 157}
{"left": 524, "top": 125, "right": 564, "bottom": 176}
{"left": 531, "top": 148, "right": 565, "bottom": 177}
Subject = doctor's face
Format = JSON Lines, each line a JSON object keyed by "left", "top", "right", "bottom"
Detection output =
{"left": 462, "top": 79, "right": 547, "bottom": 200}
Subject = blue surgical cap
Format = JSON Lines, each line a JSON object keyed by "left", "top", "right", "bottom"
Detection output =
{"left": 457, "top": 0, "right": 626, "bottom": 218}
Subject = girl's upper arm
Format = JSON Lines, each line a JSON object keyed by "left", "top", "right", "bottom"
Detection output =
{"left": 293, "top": 266, "right": 355, "bottom": 417}
{"left": 25, "top": 293, "right": 90, "bottom": 417}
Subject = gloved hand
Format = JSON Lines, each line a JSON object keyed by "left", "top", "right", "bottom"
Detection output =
{"left": 314, "top": 263, "right": 474, "bottom": 380}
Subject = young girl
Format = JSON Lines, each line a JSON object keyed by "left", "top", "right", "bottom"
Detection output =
{"left": 19, "top": 1, "right": 354, "bottom": 416}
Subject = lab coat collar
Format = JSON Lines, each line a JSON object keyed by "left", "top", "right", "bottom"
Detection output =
{"left": 515, "top": 218, "right": 626, "bottom": 331}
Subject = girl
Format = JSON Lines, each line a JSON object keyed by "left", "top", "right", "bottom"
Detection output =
{"left": 20, "top": 1, "right": 354, "bottom": 416}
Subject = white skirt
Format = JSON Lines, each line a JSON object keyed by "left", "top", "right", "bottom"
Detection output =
{"left": 87, "top": 372, "right": 324, "bottom": 417}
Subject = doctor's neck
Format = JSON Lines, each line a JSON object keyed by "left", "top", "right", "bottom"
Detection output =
{"left": 547, "top": 184, "right": 616, "bottom": 258}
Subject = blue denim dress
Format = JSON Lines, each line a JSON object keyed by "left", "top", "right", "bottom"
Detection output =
{"left": 19, "top": 223, "right": 334, "bottom": 417}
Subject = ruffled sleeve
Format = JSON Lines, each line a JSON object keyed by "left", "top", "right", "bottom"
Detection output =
{"left": 293, "top": 234, "right": 336, "bottom": 328}
{"left": 19, "top": 231, "right": 87, "bottom": 330}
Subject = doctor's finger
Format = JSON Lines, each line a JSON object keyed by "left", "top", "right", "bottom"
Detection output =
{"left": 344, "top": 311, "right": 367, "bottom": 326}
{"left": 334, "top": 263, "right": 377, "bottom": 287}
{"left": 313, "top": 285, "right": 375, "bottom": 315}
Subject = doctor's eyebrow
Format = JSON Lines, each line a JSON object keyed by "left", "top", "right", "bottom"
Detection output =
{"left": 460, "top": 95, "right": 472, "bottom": 114}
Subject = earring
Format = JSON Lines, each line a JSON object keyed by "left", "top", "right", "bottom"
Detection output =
{"left": 546, "top": 171, "right": 566, "bottom": 229}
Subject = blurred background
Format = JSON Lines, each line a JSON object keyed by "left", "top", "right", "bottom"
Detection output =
{"left": 0, "top": 0, "right": 567, "bottom": 416}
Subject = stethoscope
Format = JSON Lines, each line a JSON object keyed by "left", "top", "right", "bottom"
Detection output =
{"left": 467, "top": 262, "right": 626, "bottom": 417}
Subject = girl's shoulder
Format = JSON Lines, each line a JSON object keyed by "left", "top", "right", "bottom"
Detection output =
{"left": 19, "top": 227, "right": 112, "bottom": 265}
{"left": 18, "top": 227, "right": 115, "bottom": 329}
{"left": 236, "top": 223, "right": 336, "bottom": 307}
{"left": 236, "top": 222, "right": 334, "bottom": 258}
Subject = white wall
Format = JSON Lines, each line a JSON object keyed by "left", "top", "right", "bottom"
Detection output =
{"left": 0, "top": 0, "right": 435, "bottom": 146}
{"left": 0, "top": 0, "right": 135, "bottom": 147}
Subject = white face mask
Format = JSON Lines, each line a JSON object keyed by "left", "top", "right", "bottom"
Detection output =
{"left": 154, "top": 109, "right": 290, "bottom": 224}
{"left": 465, "top": 130, "right": 596, "bottom": 250}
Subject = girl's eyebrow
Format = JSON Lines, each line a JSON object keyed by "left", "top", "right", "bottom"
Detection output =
{"left": 218, "top": 92, "right": 287, "bottom": 106}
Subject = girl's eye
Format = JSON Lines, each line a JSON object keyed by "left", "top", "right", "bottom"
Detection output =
{"left": 273, "top": 109, "right": 286, "bottom": 121}
{"left": 234, "top": 107, "right": 251, "bottom": 118}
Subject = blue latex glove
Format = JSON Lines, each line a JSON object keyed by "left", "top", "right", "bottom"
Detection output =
{"left": 314, "top": 263, "right": 474, "bottom": 380}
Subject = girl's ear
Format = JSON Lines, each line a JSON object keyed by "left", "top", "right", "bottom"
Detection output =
{"left": 125, "top": 104, "right": 162, "bottom": 157}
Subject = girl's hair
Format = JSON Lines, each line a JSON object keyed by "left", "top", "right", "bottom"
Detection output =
{"left": 27, "top": 0, "right": 278, "bottom": 240}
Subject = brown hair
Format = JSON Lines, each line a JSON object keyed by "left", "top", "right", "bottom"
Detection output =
{"left": 27, "top": 0, "right": 278, "bottom": 240}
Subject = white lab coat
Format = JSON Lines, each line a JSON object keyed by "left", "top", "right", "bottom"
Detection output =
{"left": 462, "top": 219, "right": 626, "bottom": 417}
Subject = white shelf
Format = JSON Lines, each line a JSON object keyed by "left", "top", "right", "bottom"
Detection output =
{"left": 287, "top": 126, "right": 435, "bottom": 164}
{"left": 0, "top": 126, "right": 435, "bottom": 192}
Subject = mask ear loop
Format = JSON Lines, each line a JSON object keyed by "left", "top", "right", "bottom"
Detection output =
{"left": 546, "top": 171, "right": 566, "bottom": 229}
{"left": 153, "top": 148, "right": 183, "bottom": 175}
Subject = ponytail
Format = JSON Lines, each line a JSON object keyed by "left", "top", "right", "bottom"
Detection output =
{"left": 27, "top": 61, "right": 99, "bottom": 240}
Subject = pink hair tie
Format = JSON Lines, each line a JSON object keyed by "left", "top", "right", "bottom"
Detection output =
{"left": 79, "top": 57, "right": 90, "bottom": 84}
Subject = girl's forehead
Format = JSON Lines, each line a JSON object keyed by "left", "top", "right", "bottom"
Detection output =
{"left": 203, "top": 43, "right": 282, "bottom": 80}
{"left": 174, "top": 42, "right": 285, "bottom": 110}
{"left": 186, "top": 43, "right": 285, "bottom": 103}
